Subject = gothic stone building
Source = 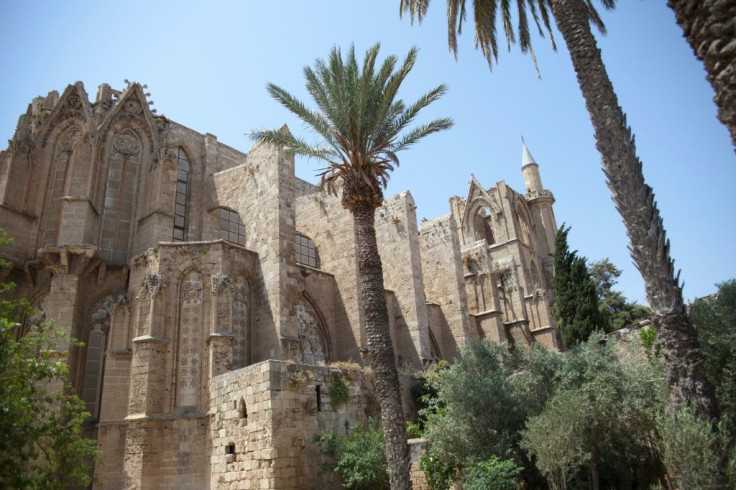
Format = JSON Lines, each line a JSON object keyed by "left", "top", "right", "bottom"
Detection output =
{"left": 0, "top": 82, "right": 561, "bottom": 489}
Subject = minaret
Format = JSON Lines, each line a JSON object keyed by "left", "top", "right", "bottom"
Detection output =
{"left": 522, "top": 142, "right": 544, "bottom": 193}
{"left": 520, "top": 142, "right": 557, "bottom": 257}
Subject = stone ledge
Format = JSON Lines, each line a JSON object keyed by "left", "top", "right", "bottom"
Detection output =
{"left": 132, "top": 334, "right": 169, "bottom": 345}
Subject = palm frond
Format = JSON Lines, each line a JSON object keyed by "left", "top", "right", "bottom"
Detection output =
{"left": 254, "top": 43, "right": 452, "bottom": 205}
{"left": 400, "top": 0, "right": 561, "bottom": 72}
{"left": 393, "top": 117, "right": 454, "bottom": 153}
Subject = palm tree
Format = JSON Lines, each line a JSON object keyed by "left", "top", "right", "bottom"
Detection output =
{"left": 400, "top": 0, "right": 718, "bottom": 419}
{"left": 667, "top": 0, "right": 736, "bottom": 147}
{"left": 251, "top": 44, "right": 452, "bottom": 489}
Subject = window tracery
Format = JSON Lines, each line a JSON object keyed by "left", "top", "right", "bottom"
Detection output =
{"left": 39, "top": 127, "right": 79, "bottom": 247}
{"left": 82, "top": 295, "right": 114, "bottom": 419}
{"left": 100, "top": 130, "right": 141, "bottom": 262}
{"left": 296, "top": 298, "right": 329, "bottom": 365}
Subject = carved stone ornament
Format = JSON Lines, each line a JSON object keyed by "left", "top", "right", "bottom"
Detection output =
{"left": 90, "top": 294, "right": 122, "bottom": 333}
{"left": 57, "top": 128, "right": 80, "bottom": 152}
{"left": 144, "top": 274, "right": 166, "bottom": 297}
{"left": 66, "top": 93, "right": 82, "bottom": 110}
{"left": 211, "top": 273, "right": 233, "bottom": 294}
{"left": 124, "top": 99, "right": 142, "bottom": 115}
{"left": 113, "top": 132, "right": 141, "bottom": 156}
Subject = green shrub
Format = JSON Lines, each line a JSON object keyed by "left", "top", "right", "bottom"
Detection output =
{"left": 639, "top": 327, "right": 660, "bottom": 360}
{"left": 419, "top": 447, "right": 458, "bottom": 490}
{"left": 656, "top": 404, "right": 735, "bottom": 488}
{"left": 315, "top": 418, "right": 388, "bottom": 489}
{"left": 330, "top": 373, "right": 350, "bottom": 408}
{"left": 464, "top": 456, "right": 523, "bottom": 490}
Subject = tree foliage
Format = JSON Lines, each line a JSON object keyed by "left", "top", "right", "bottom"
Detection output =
{"left": 689, "top": 279, "right": 736, "bottom": 424}
{"left": 655, "top": 403, "right": 735, "bottom": 489}
{"left": 0, "top": 234, "right": 99, "bottom": 489}
{"left": 419, "top": 340, "right": 561, "bottom": 488}
{"left": 521, "top": 333, "right": 667, "bottom": 489}
{"left": 589, "top": 258, "right": 651, "bottom": 332}
{"left": 418, "top": 333, "right": 670, "bottom": 489}
{"left": 552, "top": 225, "right": 603, "bottom": 346}
{"left": 463, "top": 456, "right": 523, "bottom": 490}
{"left": 315, "top": 418, "right": 389, "bottom": 490}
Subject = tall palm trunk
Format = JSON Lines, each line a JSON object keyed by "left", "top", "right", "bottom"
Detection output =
{"left": 667, "top": 0, "right": 736, "bottom": 147}
{"left": 352, "top": 200, "right": 410, "bottom": 489}
{"left": 549, "top": 0, "right": 719, "bottom": 419}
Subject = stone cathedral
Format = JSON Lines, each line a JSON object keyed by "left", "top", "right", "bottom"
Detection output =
{"left": 0, "top": 82, "right": 561, "bottom": 489}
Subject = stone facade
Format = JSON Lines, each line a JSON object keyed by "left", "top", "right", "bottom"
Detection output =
{"left": 0, "top": 82, "right": 561, "bottom": 488}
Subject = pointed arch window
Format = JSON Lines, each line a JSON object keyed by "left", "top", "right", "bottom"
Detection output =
{"left": 82, "top": 325, "right": 107, "bottom": 419}
{"left": 295, "top": 232, "right": 319, "bottom": 268}
{"left": 100, "top": 130, "right": 142, "bottom": 262}
{"left": 172, "top": 148, "right": 190, "bottom": 242}
{"left": 39, "top": 128, "right": 79, "bottom": 247}
{"left": 81, "top": 295, "right": 114, "bottom": 420}
{"left": 472, "top": 207, "right": 495, "bottom": 245}
{"left": 219, "top": 208, "right": 245, "bottom": 246}
{"left": 296, "top": 298, "right": 329, "bottom": 365}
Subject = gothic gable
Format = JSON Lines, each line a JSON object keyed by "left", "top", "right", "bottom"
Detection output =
{"left": 96, "top": 83, "right": 163, "bottom": 161}
{"left": 37, "top": 82, "right": 92, "bottom": 149}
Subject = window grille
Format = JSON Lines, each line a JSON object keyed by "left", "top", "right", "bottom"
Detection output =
{"left": 219, "top": 208, "right": 245, "bottom": 246}
{"left": 172, "top": 148, "right": 189, "bottom": 242}
{"left": 295, "top": 232, "right": 319, "bottom": 268}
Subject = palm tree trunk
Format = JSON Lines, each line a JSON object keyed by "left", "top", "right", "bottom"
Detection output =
{"left": 667, "top": 0, "right": 736, "bottom": 147}
{"left": 352, "top": 200, "right": 410, "bottom": 489}
{"left": 548, "top": 0, "right": 719, "bottom": 419}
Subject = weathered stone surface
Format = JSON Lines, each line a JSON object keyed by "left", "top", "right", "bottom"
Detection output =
{"left": 0, "top": 82, "right": 562, "bottom": 488}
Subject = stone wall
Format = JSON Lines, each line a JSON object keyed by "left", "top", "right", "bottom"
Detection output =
{"left": 209, "top": 360, "right": 379, "bottom": 489}
{"left": 419, "top": 213, "right": 470, "bottom": 359}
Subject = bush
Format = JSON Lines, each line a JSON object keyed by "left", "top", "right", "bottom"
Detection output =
{"left": 315, "top": 418, "right": 388, "bottom": 489}
{"left": 464, "top": 456, "right": 522, "bottom": 490}
{"left": 520, "top": 333, "right": 666, "bottom": 489}
{"left": 656, "top": 404, "right": 735, "bottom": 488}
{"left": 330, "top": 373, "right": 350, "bottom": 408}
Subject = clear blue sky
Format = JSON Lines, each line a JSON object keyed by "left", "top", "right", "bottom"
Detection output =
{"left": 1, "top": 1, "right": 733, "bottom": 305}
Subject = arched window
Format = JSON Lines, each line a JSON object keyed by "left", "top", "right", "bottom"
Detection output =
{"left": 178, "top": 272, "right": 203, "bottom": 407}
{"left": 296, "top": 298, "right": 329, "bottom": 365}
{"left": 81, "top": 295, "right": 114, "bottom": 419}
{"left": 472, "top": 207, "right": 494, "bottom": 245}
{"left": 295, "top": 232, "right": 319, "bottom": 268}
{"left": 172, "top": 148, "right": 190, "bottom": 242}
{"left": 100, "top": 130, "right": 142, "bottom": 262}
{"left": 219, "top": 208, "right": 245, "bottom": 246}
{"left": 39, "top": 128, "right": 79, "bottom": 247}
{"left": 82, "top": 325, "right": 106, "bottom": 419}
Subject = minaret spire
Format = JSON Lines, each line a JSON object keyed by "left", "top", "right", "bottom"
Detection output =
{"left": 522, "top": 141, "right": 537, "bottom": 168}
{"left": 521, "top": 140, "right": 543, "bottom": 192}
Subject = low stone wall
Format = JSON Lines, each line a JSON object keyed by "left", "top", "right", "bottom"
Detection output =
{"left": 209, "top": 360, "right": 380, "bottom": 489}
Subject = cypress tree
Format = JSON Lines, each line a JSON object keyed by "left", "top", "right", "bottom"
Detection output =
{"left": 553, "top": 226, "right": 603, "bottom": 346}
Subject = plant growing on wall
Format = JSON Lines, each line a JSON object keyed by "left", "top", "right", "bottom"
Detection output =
{"left": 330, "top": 373, "right": 350, "bottom": 409}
